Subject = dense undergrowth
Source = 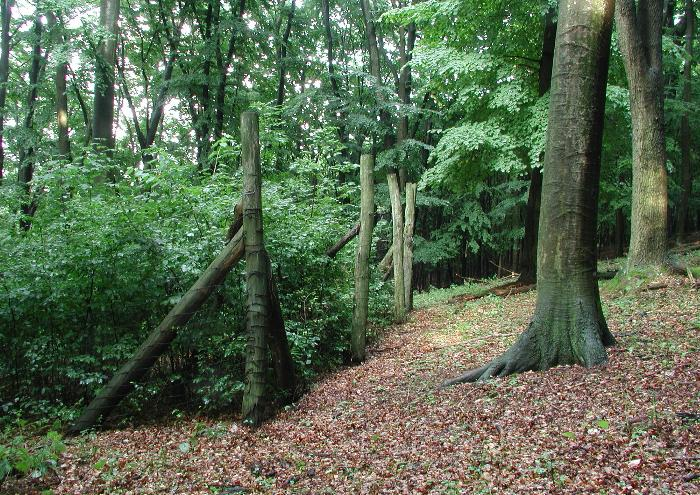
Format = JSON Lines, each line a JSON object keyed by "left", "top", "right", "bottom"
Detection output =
{"left": 0, "top": 149, "right": 393, "bottom": 430}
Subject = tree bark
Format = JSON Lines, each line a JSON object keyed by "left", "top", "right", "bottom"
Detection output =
{"left": 403, "top": 183, "right": 416, "bottom": 311}
{"left": 92, "top": 0, "right": 120, "bottom": 152}
{"left": 616, "top": 0, "right": 669, "bottom": 270}
{"left": 264, "top": 254, "right": 296, "bottom": 402}
{"left": 0, "top": 0, "right": 12, "bottom": 181}
{"left": 518, "top": 8, "right": 556, "bottom": 285}
{"left": 213, "top": 0, "right": 246, "bottom": 141}
{"left": 18, "top": 13, "right": 46, "bottom": 230}
{"left": 351, "top": 154, "right": 375, "bottom": 362}
{"left": 444, "top": 0, "right": 616, "bottom": 385}
{"left": 396, "top": 23, "right": 416, "bottom": 189}
{"left": 48, "top": 13, "right": 71, "bottom": 160}
{"left": 275, "top": 0, "right": 295, "bottom": 108}
{"left": 326, "top": 222, "right": 360, "bottom": 258}
{"left": 387, "top": 171, "right": 405, "bottom": 322}
{"left": 677, "top": 0, "right": 694, "bottom": 241}
{"left": 69, "top": 223, "right": 246, "bottom": 434}
{"left": 241, "top": 110, "right": 270, "bottom": 426}
{"left": 321, "top": 0, "right": 347, "bottom": 147}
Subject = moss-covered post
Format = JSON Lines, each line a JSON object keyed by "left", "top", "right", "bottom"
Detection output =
{"left": 351, "top": 154, "right": 375, "bottom": 362}
{"left": 403, "top": 183, "right": 416, "bottom": 311}
{"left": 241, "top": 111, "right": 269, "bottom": 425}
{"left": 443, "top": 0, "right": 616, "bottom": 385}
{"left": 387, "top": 171, "right": 405, "bottom": 322}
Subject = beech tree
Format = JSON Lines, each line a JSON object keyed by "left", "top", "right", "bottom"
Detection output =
{"left": 92, "top": 0, "right": 120, "bottom": 152}
{"left": 444, "top": 0, "right": 617, "bottom": 384}
{"left": 615, "top": 0, "right": 668, "bottom": 270}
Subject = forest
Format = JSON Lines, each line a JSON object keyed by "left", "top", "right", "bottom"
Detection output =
{"left": 0, "top": 0, "right": 699, "bottom": 492}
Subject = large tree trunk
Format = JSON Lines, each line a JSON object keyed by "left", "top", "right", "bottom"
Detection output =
{"left": 387, "top": 171, "right": 405, "bottom": 322}
{"left": 0, "top": 0, "right": 12, "bottom": 181}
{"left": 677, "top": 0, "right": 694, "bottom": 241}
{"left": 518, "top": 8, "right": 556, "bottom": 285}
{"left": 69, "top": 225, "right": 245, "bottom": 434}
{"left": 241, "top": 110, "right": 270, "bottom": 426}
{"left": 92, "top": 0, "right": 120, "bottom": 152}
{"left": 616, "top": 0, "right": 669, "bottom": 270}
{"left": 403, "top": 183, "right": 416, "bottom": 311}
{"left": 351, "top": 154, "right": 375, "bottom": 362}
{"left": 443, "top": 0, "right": 616, "bottom": 385}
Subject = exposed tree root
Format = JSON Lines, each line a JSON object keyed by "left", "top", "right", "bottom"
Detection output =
{"left": 441, "top": 295, "right": 615, "bottom": 387}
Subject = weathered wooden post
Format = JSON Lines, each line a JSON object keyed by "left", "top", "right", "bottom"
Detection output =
{"left": 387, "top": 171, "right": 405, "bottom": 322}
{"left": 351, "top": 154, "right": 375, "bottom": 362}
{"left": 403, "top": 183, "right": 417, "bottom": 311}
{"left": 241, "top": 110, "right": 270, "bottom": 425}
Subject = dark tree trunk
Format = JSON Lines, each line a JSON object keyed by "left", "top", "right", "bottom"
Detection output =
{"left": 92, "top": 0, "right": 120, "bottom": 152}
{"left": 0, "top": 0, "right": 12, "bottom": 181}
{"left": 616, "top": 0, "right": 669, "bottom": 269}
{"left": 275, "top": 0, "right": 295, "bottom": 108}
{"left": 18, "top": 14, "right": 46, "bottom": 230}
{"left": 677, "top": 0, "right": 694, "bottom": 241}
{"left": 444, "top": 0, "right": 616, "bottom": 385}
{"left": 396, "top": 23, "right": 416, "bottom": 189}
{"left": 321, "top": 0, "right": 347, "bottom": 147}
{"left": 213, "top": 0, "right": 246, "bottom": 141}
{"left": 518, "top": 7, "right": 556, "bottom": 285}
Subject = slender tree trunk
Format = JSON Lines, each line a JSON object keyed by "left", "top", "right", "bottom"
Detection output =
{"left": 444, "top": 0, "right": 616, "bottom": 385}
{"left": 403, "top": 183, "right": 416, "bottom": 311}
{"left": 92, "top": 0, "right": 120, "bottom": 152}
{"left": 396, "top": 23, "right": 416, "bottom": 189}
{"left": 241, "top": 111, "right": 270, "bottom": 426}
{"left": 518, "top": 8, "right": 556, "bottom": 285}
{"left": 275, "top": 0, "right": 295, "bottom": 108}
{"left": 321, "top": 0, "right": 347, "bottom": 148}
{"left": 18, "top": 14, "right": 46, "bottom": 229}
{"left": 46, "top": 12, "right": 71, "bottom": 159}
{"left": 0, "top": 0, "right": 11, "bottom": 181}
{"left": 616, "top": 0, "right": 669, "bottom": 270}
{"left": 677, "top": 0, "right": 694, "bottom": 241}
{"left": 388, "top": 171, "right": 405, "bottom": 322}
{"left": 213, "top": 0, "right": 246, "bottom": 141}
{"left": 351, "top": 154, "right": 375, "bottom": 362}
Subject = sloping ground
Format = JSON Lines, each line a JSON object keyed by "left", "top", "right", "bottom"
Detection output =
{"left": 18, "top": 276, "right": 700, "bottom": 494}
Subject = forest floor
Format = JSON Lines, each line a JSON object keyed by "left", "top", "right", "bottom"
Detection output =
{"left": 8, "top": 264, "right": 700, "bottom": 494}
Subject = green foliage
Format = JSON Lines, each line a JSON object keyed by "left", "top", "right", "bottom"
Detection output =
{"left": 0, "top": 420, "right": 65, "bottom": 484}
{"left": 0, "top": 140, "right": 391, "bottom": 422}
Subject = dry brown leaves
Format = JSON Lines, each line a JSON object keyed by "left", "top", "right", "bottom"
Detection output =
{"left": 10, "top": 277, "right": 700, "bottom": 494}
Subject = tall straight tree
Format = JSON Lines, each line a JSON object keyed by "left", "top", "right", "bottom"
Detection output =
{"left": 677, "top": 0, "right": 695, "bottom": 241}
{"left": 47, "top": 12, "right": 71, "bottom": 159}
{"left": 518, "top": 7, "right": 556, "bottom": 285}
{"left": 443, "top": 0, "right": 616, "bottom": 384}
{"left": 0, "top": 0, "right": 11, "bottom": 181}
{"left": 615, "top": 0, "right": 668, "bottom": 269}
{"left": 92, "top": 0, "right": 120, "bottom": 152}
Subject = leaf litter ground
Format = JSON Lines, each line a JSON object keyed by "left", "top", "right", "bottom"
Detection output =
{"left": 13, "top": 275, "right": 700, "bottom": 494}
